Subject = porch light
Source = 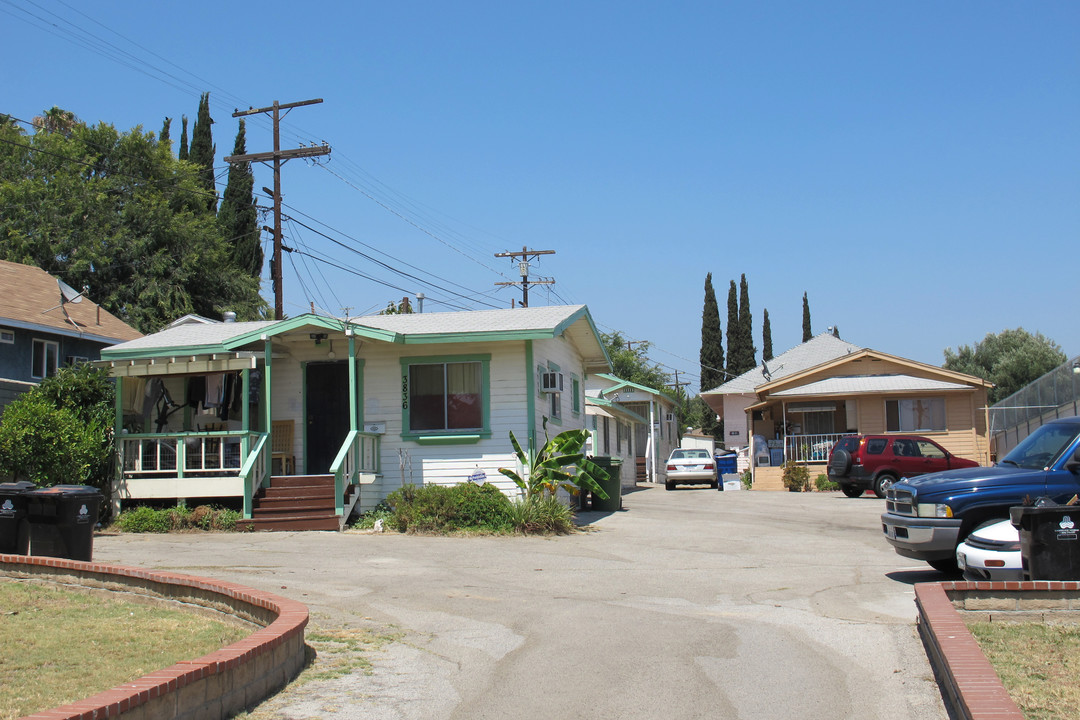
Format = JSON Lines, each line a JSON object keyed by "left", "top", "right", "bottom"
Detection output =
{"left": 310, "top": 332, "right": 328, "bottom": 345}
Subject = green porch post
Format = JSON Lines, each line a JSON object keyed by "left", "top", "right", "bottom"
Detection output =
{"left": 348, "top": 331, "right": 358, "bottom": 432}
{"left": 112, "top": 376, "right": 123, "bottom": 517}
{"left": 525, "top": 340, "right": 536, "bottom": 454}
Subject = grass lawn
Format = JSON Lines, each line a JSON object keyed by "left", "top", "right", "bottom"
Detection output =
{"left": 967, "top": 620, "right": 1080, "bottom": 720}
{"left": 0, "top": 579, "right": 251, "bottom": 720}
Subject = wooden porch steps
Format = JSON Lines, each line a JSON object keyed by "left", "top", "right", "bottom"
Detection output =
{"left": 248, "top": 474, "right": 341, "bottom": 531}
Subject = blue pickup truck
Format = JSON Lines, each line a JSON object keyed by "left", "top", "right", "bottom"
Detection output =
{"left": 881, "top": 416, "right": 1080, "bottom": 572}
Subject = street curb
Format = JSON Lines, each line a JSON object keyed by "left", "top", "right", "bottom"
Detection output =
{"left": 1, "top": 553, "right": 309, "bottom": 720}
{"left": 915, "top": 580, "right": 1080, "bottom": 720}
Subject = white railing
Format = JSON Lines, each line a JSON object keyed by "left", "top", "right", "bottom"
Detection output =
{"left": 783, "top": 433, "right": 845, "bottom": 464}
{"left": 120, "top": 431, "right": 255, "bottom": 477}
{"left": 240, "top": 433, "right": 268, "bottom": 519}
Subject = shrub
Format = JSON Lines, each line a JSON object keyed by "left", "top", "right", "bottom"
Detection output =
{"left": 781, "top": 461, "right": 811, "bottom": 492}
{"left": 506, "top": 495, "right": 575, "bottom": 534}
{"left": 383, "top": 482, "right": 514, "bottom": 533}
{"left": 0, "top": 364, "right": 115, "bottom": 491}
{"left": 814, "top": 473, "right": 839, "bottom": 492}
{"left": 740, "top": 468, "right": 753, "bottom": 490}
{"left": 113, "top": 505, "right": 241, "bottom": 532}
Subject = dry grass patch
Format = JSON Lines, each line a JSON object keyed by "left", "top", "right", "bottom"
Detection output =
{"left": 0, "top": 579, "right": 250, "bottom": 720}
{"left": 967, "top": 620, "right": 1080, "bottom": 720}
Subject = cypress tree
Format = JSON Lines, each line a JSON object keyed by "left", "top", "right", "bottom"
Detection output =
{"left": 178, "top": 116, "right": 189, "bottom": 160}
{"left": 737, "top": 273, "right": 755, "bottom": 373}
{"left": 802, "top": 292, "right": 812, "bottom": 342}
{"left": 725, "top": 280, "right": 739, "bottom": 379}
{"left": 762, "top": 308, "right": 773, "bottom": 362}
{"left": 189, "top": 92, "right": 217, "bottom": 212}
{"left": 698, "top": 274, "right": 724, "bottom": 440}
{"left": 700, "top": 273, "right": 724, "bottom": 391}
{"left": 219, "top": 119, "right": 262, "bottom": 279}
{"left": 160, "top": 117, "right": 171, "bottom": 146}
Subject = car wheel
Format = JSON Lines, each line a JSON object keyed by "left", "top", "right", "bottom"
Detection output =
{"left": 928, "top": 557, "right": 959, "bottom": 574}
{"left": 710, "top": 477, "right": 719, "bottom": 489}
{"left": 873, "top": 473, "right": 897, "bottom": 499}
{"left": 665, "top": 479, "right": 675, "bottom": 491}
{"left": 829, "top": 449, "right": 852, "bottom": 476}
{"left": 841, "top": 485, "right": 863, "bottom": 498}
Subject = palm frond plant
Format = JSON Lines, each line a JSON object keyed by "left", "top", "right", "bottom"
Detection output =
{"left": 499, "top": 428, "right": 610, "bottom": 500}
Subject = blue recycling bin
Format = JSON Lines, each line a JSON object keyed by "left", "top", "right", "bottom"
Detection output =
{"left": 715, "top": 454, "right": 737, "bottom": 476}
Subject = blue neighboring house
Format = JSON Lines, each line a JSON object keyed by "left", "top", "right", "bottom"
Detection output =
{"left": 0, "top": 259, "right": 142, "bottom": 410}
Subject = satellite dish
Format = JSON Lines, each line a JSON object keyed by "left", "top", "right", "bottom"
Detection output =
{"left": 57, "top": 278, "right": 84, "bottom": 303}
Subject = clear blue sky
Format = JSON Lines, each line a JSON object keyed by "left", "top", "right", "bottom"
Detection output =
{"left": 4, "top": 1, "right": 1077, "bottom": 390}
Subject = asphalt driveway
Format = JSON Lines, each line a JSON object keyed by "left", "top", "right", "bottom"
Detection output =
{"left": 93, "top": 485, "right": 949, "bottom": 720}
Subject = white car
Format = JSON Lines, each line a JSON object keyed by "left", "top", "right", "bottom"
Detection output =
{"left": 955, "top": 519, "right": 1023, "bottom": 581}
{"left": 664, "top": 448, "right": 718, "bottom": 490}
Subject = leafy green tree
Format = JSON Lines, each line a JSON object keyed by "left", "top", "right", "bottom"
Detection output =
{"left": 802, "top": 292, "right": 812, "bottom": 342}
{"left": 601, "top": 331, "right": 670, "bottom": 392}
{"left": 0, "top": 111, "right": 267, "bottom": 333}
{"left": 379, "top": 297, "right": 414, "bottom": 315}
{"left": 762, "top": 308, "right": 773, "bottom": 362}
{"left": 944, "top": 328, "right": 1067, "bottom": 404}
{"left": 218, "top": 119, "right": 262, "bottom": 278}
{"left": 189, "top": 92, "right": 217, "bottom": 212}
{"left": 0, "top": 364, "right": 114, "bottom": 489}
{"left": 178, "top": 115, "right": 189, "bottom": 160}
{"left": 160, "top": 117, "right": 171, "bottom": 146}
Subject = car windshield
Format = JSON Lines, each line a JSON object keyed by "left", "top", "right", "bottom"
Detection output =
{"left": 1000, "top": 423, "right": 1080, "bottom": 470}
{"left": 671, "top": 449, "right": 711, "bottom": 460}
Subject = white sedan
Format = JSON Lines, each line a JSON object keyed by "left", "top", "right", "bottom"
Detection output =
{"left": 956, "top": 519, "right": 1023, "bottom": 581}
{"left": 664, "top": 448, "right": 718, "bottom": 490}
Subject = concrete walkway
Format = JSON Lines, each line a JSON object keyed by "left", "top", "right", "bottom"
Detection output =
{"left": 93, "top": 486, "right": 949, "bottom": 720}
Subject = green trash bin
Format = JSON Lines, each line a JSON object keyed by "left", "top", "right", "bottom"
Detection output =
{"left": 27, "top": 485, "right": 103, "bottom": 562}
{"left": 589, "top": 457, "right": 623, "bottom": 512}
{"left": 0, "top": 481, "right": 36, "bottom": 555}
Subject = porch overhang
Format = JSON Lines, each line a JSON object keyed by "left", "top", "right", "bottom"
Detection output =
{"left": 97, "top": 352, "right": 260, "bottom": 377}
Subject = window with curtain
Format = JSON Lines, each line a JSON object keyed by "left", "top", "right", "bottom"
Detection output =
{"left": 885, "top": 397, "right": 946, "bottom": 432}
{"left": 408, "top": 361, "right": 482, "bottom": 431}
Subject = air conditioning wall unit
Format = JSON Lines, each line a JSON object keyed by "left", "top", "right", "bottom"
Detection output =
{"left": 540, "top": 371, "right": 564, "bottom": 393}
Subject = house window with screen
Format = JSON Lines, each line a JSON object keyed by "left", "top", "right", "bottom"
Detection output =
{"left": 885, "top": 398, "right": 945, "bottom": 432}
{"left": 406, "top": 360, "right": 484, "bottom": 432}
{"left": 32, "top": 339, "right": 59, "bottom": 379}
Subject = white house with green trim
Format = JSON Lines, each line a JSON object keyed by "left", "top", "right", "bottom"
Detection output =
{"left": 97, "top": 305, "right": 611, "bottom": 529}
{"left": 585, "top": 374, "right": 680, "bottom": 488}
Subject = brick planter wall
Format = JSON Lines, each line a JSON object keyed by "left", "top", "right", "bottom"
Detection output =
{"left": 915, "top": 580, "right": 1080, "bottom": 720}
{"left": 0, "top": 554, "right": 309, "bottom": 720}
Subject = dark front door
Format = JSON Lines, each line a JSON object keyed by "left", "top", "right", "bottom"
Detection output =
{"left": 305, "top": 362, "right": 351, "bottom": 474}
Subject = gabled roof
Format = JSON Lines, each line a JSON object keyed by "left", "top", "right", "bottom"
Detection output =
{"left": 101, "top": 305, "right": 612, "bottom": 371}
{"left": 585, "top": 395, "right": 648, "bottom": 424}
{"left": 593, "top": 373, "right": 676, "bottom": 404}
{"left": 702, "top": 333, "right": 862, "bottom": 396}
{"left": 768, "top": 373, "right": 975, "bottom": 398}
{"left": 0, "top": 260, "right": 142, "bottom": 344}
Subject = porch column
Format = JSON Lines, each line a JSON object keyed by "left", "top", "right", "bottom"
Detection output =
{"left": 348, "top": 331, "right": 358, "bottom": 432}
{"left": 112, "top": 375, "right": 124, "bottom": 517}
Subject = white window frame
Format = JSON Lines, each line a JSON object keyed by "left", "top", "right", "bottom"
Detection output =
{"left": 32, "top": 339, "right": 59, "bottom": 379}
{"left": 885, "top": 397, "right": 946, "bottom": 432}
{"left": 0, "top": 329, "right": 13, "bottom": 344}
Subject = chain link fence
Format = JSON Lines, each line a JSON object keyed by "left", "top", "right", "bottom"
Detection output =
{"left": 989, "top": 355, "right": 1080, "bottom": 457}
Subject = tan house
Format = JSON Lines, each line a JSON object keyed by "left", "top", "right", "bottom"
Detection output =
{"left": 701, "top": 334, "right": 992, "bottom": 490}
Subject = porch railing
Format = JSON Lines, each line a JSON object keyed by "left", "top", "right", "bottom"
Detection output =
{"left": 330, "top": 431, "right": 381, "bottom": 516}
{"left": 240, "top": 433, "right": 268, "bottom": 519}
{"left": 120, "top": 431, "right": 258, "bottom": 477}
{"left": 783, "top": 433, "right": 845, "bottom": 464}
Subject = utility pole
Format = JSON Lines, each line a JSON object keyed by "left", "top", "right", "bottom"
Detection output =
{"left": 668, "top": 369, "right": 690, "bottom": 394}
{"left": 494, "top": 246, "right": 555, "bottom": 307}
{"left": 225, "top": 98, "right": 330, "bottom": 319}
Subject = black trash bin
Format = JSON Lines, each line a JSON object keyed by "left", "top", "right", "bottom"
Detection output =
{"left": 588, "top": 457, "right": 623, "bottom": 512}
{"left": 1010, "top": 504, "right": 1080, "bottom": 581}
{"left": 0, "top": 481, "right": 36, "bottom": 555}
{"left": 26, "top": 485, "right": 103, "bottom": 562}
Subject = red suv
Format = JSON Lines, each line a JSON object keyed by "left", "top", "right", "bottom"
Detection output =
{"left": 827, "top": 435, "right": 979, "bottom": 498}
